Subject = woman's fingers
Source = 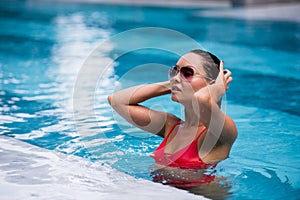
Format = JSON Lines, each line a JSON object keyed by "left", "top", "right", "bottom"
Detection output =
{"left": 222, "top": 66, "right": 232, "bottom": 91}
{"left": 215, "top": 61, "right": 224, "bottom": 84}
{"left": 227, "top": 76, "right": 233, "bottom": 83}
{"left": 218, "top": 61, "right": 233, "bottom": 91}
{"left": 219, "top": 60, "right": 224, "bottom": 75}
{"left": 216, "top": 61, "right": 224, "bottom": 80}
{"left": 225, "top": 69, "right": 232, "bottom": 81}
{"left": 223, "top": 69, "right": 231, "bottom": 77}
{"left": 225, "top": 77, "right": 232, "bottom": 90}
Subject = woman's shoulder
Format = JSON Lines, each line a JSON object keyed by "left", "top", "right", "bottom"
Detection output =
{"left": 221, "top": 114, "right": 238, "bottom": 145}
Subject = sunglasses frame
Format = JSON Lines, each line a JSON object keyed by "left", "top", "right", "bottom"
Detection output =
{"left": 168, "top": 65, "right": 213, "bottom": 81}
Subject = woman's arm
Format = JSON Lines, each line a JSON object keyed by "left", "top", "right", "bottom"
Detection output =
{"left": 194, "top": 61, "right": 237, "bottom": 145}
{"left": 108, "top": 81, "right": 178, "bottom": 137}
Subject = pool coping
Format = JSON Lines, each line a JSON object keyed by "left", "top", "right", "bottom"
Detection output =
{"left": 31, "top": 0, "right": 230, "bottom": 8}
{"left": 0, "top": 135, "right": 206, "bottom": 200}
{"left": 196, "top": 2, "right": 300, "bottom": 23}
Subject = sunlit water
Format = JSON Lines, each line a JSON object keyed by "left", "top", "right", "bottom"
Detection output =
{"left": 0, "top": 1, "right": 299, "bottom": 199}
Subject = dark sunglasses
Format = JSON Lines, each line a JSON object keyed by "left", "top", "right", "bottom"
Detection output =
{"left": 168, "top": 65, "right": 213, "bottom": 81}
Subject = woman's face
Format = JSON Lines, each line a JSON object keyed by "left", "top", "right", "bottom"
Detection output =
{"left": 170, "top": 53, "right": 209, "bottom": 103}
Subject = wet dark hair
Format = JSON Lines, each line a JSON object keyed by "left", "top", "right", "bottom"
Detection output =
{"left": 190, "top": 49, "right": 220, "bottom": 81}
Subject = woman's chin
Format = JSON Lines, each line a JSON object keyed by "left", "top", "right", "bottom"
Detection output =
{"left": 171, "top": 94, "right": 179, "bottom": 102}
{"left": 172, "top": 93, "right": 183, "bottom": 103}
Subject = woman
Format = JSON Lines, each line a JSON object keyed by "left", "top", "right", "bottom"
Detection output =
{"left": 108, "top": 49, "right": 238, "bottom": 192}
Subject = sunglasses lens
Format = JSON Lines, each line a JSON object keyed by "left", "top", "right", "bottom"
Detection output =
{"left": 180, "top": 67, "right": 194, "bottom": 79}
{"left": 168, "top": 66, "right": 178, "bottom": 78}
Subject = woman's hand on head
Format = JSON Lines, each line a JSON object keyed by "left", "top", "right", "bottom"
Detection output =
{"left": 214, "top": 61, "right": 233, "bottom": 92}
{"left": 196, "top": 61, "right": 233, "bottom": 104}
{"left": 222, "top": 66, "right": 233, "bottom": 91}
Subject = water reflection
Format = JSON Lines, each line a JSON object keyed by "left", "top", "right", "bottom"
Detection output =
{"left": 51, "top": 12, "right": 113, "bottom": 155}
{"left": 0, "top": 9, "right": 114, "bottom": 153}
{"left": 230, "top": 168, "right": 300, "bottom": 199}
{"left": 149, "top": 164, "right": 232, "bottom": 200}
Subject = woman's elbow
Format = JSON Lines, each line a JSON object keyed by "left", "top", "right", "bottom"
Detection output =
{"left": 107, "top": 95, "right": 112, "bottom": 105}
{"left": 107, "top": 94, "right": 122, "bottom": 108}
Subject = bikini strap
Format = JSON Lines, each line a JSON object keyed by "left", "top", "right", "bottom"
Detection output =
{"left": 195, "top": 126, "right": 207, "bottom": 141}
{"left": 164, "top": 122, "right": 181, "bottom": 140}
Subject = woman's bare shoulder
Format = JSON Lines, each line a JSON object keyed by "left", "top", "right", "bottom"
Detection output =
{"left": 222, "top": 115, "right": 238, "bottom": 145}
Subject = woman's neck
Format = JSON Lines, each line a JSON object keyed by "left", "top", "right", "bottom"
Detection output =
{"left": 183, "top": 103, "right": 205, "bottom": 128}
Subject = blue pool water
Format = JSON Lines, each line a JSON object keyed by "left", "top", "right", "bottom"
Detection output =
{"left": 0, "top": 1, "right": 300, "bottom": 199}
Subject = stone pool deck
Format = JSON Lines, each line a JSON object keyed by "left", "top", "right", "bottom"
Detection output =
{"left": 197, "top": 2, "right": 300, "bottom": 23}
{"left": 0, "top": 136, "right": 205, "bottom": 200}
{"left": 41, "top": 0, "right": 230, "bottom": 8}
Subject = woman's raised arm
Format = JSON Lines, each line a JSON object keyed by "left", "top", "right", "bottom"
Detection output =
{"left": 108, "top": 81, "right": 178, "bottom": 137}
{"left": 194, "top": 61, "right": 237, "bottom": 145}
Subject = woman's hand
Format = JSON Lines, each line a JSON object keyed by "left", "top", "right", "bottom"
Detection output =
{"left": 212, "top": 61, "right": 233, "bottom": 102}
{"left": 219, "top": 61, "right": 233, "bottom": 91}
{"left": 194, "top": 61, "right": 232, "bottom": 105}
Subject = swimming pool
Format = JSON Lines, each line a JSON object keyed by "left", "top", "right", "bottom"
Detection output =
{"left": 0, "top": 1, "right": 299, "bottom": 199}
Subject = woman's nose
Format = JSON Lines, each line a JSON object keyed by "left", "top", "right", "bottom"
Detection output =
{"left": 170, "top": 72, "right": 181, "bottom": 84}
